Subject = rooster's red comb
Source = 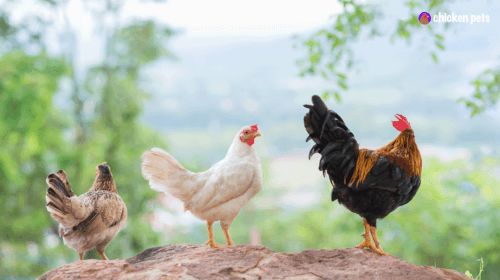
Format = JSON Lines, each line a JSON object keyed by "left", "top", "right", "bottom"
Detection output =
{"left": 251, "top": 124, "right": 258, "bottom": 132}
{"left": 392, "top": 114, "right": 411, "bottom": 131}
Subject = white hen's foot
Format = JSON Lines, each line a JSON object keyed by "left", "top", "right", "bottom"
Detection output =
{"left": 221, "top": 225, "right": 234, "bottom": 246}
{"left": 205, "top": 240, "right": 224, "bottom": 248}
{"left": 205, "top": 221, "right": 224, "bottom": 248}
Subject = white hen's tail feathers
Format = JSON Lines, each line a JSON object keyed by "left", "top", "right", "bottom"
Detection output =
{"left": 141, "top": 148, "right": 199, "bottom": 203}
{"left": 45, "top": 171, "right": 86, "bottom": 228}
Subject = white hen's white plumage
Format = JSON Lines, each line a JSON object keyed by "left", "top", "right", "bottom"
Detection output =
{"left": 141, "top": 126, "right": 262, "bottom": 229}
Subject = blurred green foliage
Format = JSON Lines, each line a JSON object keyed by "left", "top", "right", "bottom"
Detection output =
{"left": 458, "top": 66, "right": 500, "bottom": 117}
{"left": 297, "top": 0, "right": 500, "bottom": 117}
{"left": 0, "top": 0, "right": 174, "bottom": 278}
{"left": 0, "top": 51, "right": 68, "bottom": 277}
{"left": 466, "top": 258, "right": 484, "bottom": 280}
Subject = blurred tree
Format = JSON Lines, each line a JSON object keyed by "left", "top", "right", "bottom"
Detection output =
{"left": 457, "top": 66, "right": 500, "bottom": 117}
{"left": 0, "top": 51, "right": 67, "bottom": 276}
{"left": 296, "top": 0, "right": 499, "bottom": 117}
{"left": 0, "top": 0, "right": 175, "bottom": 277}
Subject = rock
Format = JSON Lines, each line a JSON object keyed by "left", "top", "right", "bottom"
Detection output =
{"left": 38, "top": 244, "right": 470, "bottom": 280}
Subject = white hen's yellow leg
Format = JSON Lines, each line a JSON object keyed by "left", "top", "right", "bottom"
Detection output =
{"left": 204, "top": 221, "right": 224, "bottom": 248}
{"left": 355, "top": 218, "right": 387, "bottom": 255}
{"left": 221, "top": 225, "right": 234, "bottom": 246}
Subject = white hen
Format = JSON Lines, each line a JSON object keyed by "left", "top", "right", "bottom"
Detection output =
{"left": 141, "top": 124, "right": 262, "bottom": 248}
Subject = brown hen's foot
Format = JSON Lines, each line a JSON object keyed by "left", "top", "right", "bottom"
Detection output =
{"left": 355, "top": 218, "right": 388, "bottom": 256}
{"left": 205, "top": 221, "right": 224, "bottom": 248}
{"left": 221, "top": 225, "right": 234, "bottom": 246}
{"left": 98, "top": 252, "right": 108, "bottom": 260}
{"left": 78, "top": 253, "right": 84, "bottom": 260}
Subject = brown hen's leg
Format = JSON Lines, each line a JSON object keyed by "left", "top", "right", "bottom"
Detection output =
{"left": 204, "top": 221, "right": 224, "bottom": 248}
{"left": 98, "top": 252, "right": 108, "bottom": 260}
{"left": 355, "top": 218, "right": 388, "bottom": 255}
{"left": 221, "top": 225, "right": 234, "bottom": 246}
{"left": 78, "top": 253, "right": 84, "bottom": 260}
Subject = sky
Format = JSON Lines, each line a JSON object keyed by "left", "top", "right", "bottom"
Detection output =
{"left": 123, "top": 0, "right": 342, "bottom": 40}
{"left": 7, "top": 0, "right": 500, "bottom": 174}
{"left": 128, "top": 0, "right": 500, "bottom": 159}
{"left": 5, "top": 0, "right": 496, "bottom": 158}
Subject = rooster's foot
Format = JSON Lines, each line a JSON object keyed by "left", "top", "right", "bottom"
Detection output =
{"left": 355, "top": 239, "right": 388, "bottom": 255}
{"left": 356, "top": 218, "right": 388, "bottom": 255}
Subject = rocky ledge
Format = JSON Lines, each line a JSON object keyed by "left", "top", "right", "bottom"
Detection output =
{"left": 38, "top": 243, "right": 470, "bottom": 280}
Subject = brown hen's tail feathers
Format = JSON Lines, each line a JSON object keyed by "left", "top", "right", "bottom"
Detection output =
{"left": 45, "top": 171, "right": 85, "bottom": 229}
{"left": 141, "top": 148, "right": 198, "bottom": 203}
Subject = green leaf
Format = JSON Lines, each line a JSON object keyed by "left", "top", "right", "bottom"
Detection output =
{"left": 435, "top": 42, "right": 445, "bottom": 50}
{"left": 431, "top": 52, "right": 438, "bottom": 63}
{"left": 333, "top": 91, "right": 342, "bottom": 103}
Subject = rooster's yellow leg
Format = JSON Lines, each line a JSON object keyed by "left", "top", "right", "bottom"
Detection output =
{"left": 204, "top": 221, "right": 224, "bottom": 248}
{"left": 98, "top": 252, "right": 108, "bottom": 260}
{"left": 78, "top": 253, "right": 84, "bottom": 260}
{"left": 221, "top": 225, "right": 234, "bottom": 246}
{"left": 369, "top": 226, "right": 386, "bottom": 253}
{"left": 355, "top": 218, "right": 371, "bottom": 248}
{"left": 355, "top": 218, "right": 388, "bottom": 255}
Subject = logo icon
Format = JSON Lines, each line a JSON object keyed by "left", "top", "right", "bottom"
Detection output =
{"left": 419, "top": 12, "right": 431, "bottom": 25}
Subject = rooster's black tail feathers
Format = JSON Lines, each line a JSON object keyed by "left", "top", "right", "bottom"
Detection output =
{"left": 304, "top": 95, "right": 359, "bottom": 185}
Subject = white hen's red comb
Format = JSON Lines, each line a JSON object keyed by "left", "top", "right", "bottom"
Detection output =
{"left": 392, "top": 114, "right": 411, "bottom": 131}
{"left": 251, "top": 124, "right": 258, "bottom": 132}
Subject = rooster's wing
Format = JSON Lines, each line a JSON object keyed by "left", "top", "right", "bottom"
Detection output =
{"left": 349, "top": 152, "right": 421, "bottom": 197}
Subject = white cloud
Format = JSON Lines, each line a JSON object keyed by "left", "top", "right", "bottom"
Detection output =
{"left": 463, "top": 60, "right": 496, "bottom": 79}
{"left": 220, "top": 98, "right": 234, "bottom": 111}
{"left": 207, "top": 80, "right": 230, "bottom": 96}
{"left": 279, "top": 77, "right": 328, "bottom": 90}
{"left": 163, "top": 98, "right": 180, "bottom": 111}
{"left": 122, "top": 0, "right": 342, "bottom": 38}
{"left": 243, "top": 98, "right": 259, "bottom": 112}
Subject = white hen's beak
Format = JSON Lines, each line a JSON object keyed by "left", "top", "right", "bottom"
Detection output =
{"left": 250, "top": 132, "right": 261, "bottom": 139}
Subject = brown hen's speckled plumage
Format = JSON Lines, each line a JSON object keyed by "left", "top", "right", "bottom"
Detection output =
{"left": 45, "top": 163, "right": 127, "bottom": 261}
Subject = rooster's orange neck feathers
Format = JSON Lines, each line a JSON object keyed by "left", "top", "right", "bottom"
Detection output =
{"left": 349, "top": 128, "right": 422, "bottom": 186}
